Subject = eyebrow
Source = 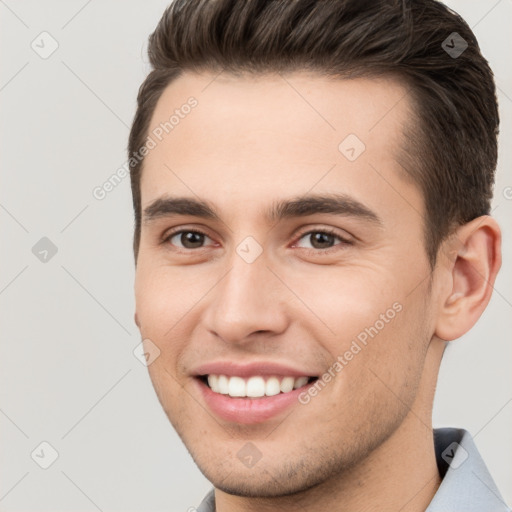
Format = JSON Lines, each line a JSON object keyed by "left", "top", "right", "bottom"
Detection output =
{"left": 142, "top": 193, "right": 383, "bottom": 226}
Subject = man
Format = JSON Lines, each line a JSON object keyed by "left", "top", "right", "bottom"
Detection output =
{"left": 129, "top": 0, "right": 509, "bottom": 510}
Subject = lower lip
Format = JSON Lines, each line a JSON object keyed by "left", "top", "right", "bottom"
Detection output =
{"left": 195, "top": 378, "right": 310, "bottom": 424}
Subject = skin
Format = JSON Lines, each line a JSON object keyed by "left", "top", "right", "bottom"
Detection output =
{"left": 133, "top": 71, "right": 501, "bottom": 512}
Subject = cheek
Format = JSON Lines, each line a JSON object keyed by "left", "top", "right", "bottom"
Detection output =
{"left": 285, "top": 265, "right": 402, "bottom": 345}
{"left": 134, "top": 263, "right": 206, "bottom": 339}
{"left": 134, "top": 267, "right": 190, "bottom": 387}
{"left": 313, "top": 306, "right": 428, "bottom": 442}
{"left": 291, "top": 265, "right": 430, "bottom": 403}
{"left": 348, "top": 293, "right": 430, "bottom": 410}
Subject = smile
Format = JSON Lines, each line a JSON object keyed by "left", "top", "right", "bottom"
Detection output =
{"left": 203, "top": 374, "right": 315, "bottom": 398}
{"left": 192, "top": 361, "right": 321, "bottom": 423}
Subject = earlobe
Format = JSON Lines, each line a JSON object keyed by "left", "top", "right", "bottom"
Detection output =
{"left": 435, "top": 216, "right": 501, "bottom": 342}
{"left": 134, "top": 312, "right": 140, "bottom": 328}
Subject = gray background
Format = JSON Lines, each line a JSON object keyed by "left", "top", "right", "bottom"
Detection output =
{"left": 0, "top": 0, "right": 510, "bottom": 510}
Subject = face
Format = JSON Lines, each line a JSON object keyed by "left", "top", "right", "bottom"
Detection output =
{"left": 134, "top": 71, "right": 438, "bottom": 496}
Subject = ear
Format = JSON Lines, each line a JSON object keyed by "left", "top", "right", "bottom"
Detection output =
{"left": 134, "top": 311, "right": 140, "bottom": 328}
{"left": 435, "top": 215, "right": 501, "bottom": 341}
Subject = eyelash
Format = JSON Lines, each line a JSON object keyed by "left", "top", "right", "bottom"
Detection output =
{"left": 161, "top": 228, "right": 209, "bottom": 245}
{"left": 161, "top": 227, "right": 352, "bottom": 254}
{"left": 293, "top": 227, "right": 352, "bottom": 254}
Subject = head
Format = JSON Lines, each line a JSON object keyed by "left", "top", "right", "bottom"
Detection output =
{"left": 130, "top": 0, "right": 501, "bottom": 500}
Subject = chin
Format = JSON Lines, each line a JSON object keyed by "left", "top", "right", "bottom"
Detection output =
{"left": 204, "top": 470, "right": 321, "bottom": 499}
{"left": 188, "top": 447, "right": 349, "bottom": 500}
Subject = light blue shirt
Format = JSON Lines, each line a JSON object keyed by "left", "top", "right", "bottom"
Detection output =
{"left": 197, "top": 428, "right": 510, "bottom": 511}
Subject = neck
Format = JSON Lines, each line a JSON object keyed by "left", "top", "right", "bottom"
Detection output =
{"left": 216, "top": 419, "right": 441, "bottom": 512}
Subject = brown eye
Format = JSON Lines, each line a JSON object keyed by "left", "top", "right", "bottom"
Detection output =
{"left": 166, "top": 230, "right": 213, "bottom": 249}
{"left": 308, "top": 232, "right": 336, "bottom": 249}
{"left": 296, "top": 230, "right": 349, "bottom": 250}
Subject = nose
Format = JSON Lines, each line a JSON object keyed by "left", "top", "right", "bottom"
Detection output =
{"left": 202, "top": 248, "right": 289, "bottom": 345}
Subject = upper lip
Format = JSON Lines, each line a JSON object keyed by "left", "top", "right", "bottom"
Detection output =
{"left": 191, "top": 361, "right": 318, "bottom": 378}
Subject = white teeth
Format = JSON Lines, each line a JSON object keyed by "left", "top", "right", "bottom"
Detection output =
{"left": 293, "top": 376, "right": 309, "bottom": 389}
{"left": 280, "top": 376, "right": 295, "bottom": 393}
{"left": 217, "top": 375, "right": 229, "bottom": 394}
{"left": 207, "top": 375, "right": 218, "bottom": 391}
{"left": 205, "top": 374, "right": 312, "bottom": 397}
{"left": 265, "top": 376, "right": 281, "bottom": 396}
{"left": 228, "top": 376, "right": 246, "bottom": 397}
{"left": 246, "top": 376, "right": 266, "bottom": 398}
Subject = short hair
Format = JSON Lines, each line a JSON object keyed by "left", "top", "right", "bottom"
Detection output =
{"left": 128, "top": 0, "right": 499, "bottom": 268}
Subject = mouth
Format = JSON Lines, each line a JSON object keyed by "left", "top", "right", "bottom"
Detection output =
{"left": 191, "top": 361, "right": 321, "bottom": 423}
{"left": 198, "top": 374, "right": 318, "bottom": 398}
{"left": 195, "top": 373, "right": 318, "bottom": 423}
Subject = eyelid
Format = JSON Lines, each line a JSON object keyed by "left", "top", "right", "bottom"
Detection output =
{"left": 161, "top": 226, "right": 216, "bottom": 247}
{"left": 288, "top": 227, "right": 354, "bottom": 257}
{"left": 291, "top": 226, "right": 353, "bottom": 245}
{"left": 161, "top": 225, "right": 353, "bottom": 252}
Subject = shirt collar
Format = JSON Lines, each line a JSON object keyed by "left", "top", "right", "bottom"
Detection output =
{"left": 426, "top": 427, "right": 510, "bottom": 511}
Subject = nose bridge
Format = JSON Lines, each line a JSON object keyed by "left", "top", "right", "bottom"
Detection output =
{"left": 205, "top": 243, "right": 287, "bottom": 342}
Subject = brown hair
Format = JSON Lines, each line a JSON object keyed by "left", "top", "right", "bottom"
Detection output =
{"left": 128, "top": 0, "right": 499, "bottom": 267}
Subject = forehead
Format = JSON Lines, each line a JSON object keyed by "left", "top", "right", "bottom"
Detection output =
{"left": 140, "top": 71, "right": 416, "bottom": 219}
